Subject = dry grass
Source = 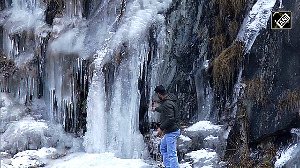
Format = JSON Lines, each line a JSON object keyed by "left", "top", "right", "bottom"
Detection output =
{"left": 213, "top": 40, "right": 245, "bottom": 93}
{"left": 230, "top": 0, "right": 247, "bottom": 20}
{"left": 211, "top": 34, "right": 227, "bottom": 58}
{"left": 214, "top": 15, "right": 225, "bottom": 35}
{"left": 220, "top": 0, "right": 232, "bottom": 17}
{"left": 244, "top": 78, "right": 266, "bottom": 104}
{"left": 229, "top": 20, "right": 240, "bottom": 41}
{"left": 225, "top": 107, "right": 252, "bottom": 168}
{"left": 278, "top": 88, "right": 300, "bottom": 112}
{"left": 213, "top": 0, "right": 247, "bottom": 20}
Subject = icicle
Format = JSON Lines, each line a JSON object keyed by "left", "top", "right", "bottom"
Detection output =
{"left": 279, "top": 0, "right": 284, "bottom": 9}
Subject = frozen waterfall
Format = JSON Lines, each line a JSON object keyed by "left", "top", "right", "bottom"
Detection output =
{"left": 82, "top": 0, "right": 173, "bottom": 158}
{"left": 1, "top": 0, "right": 173, "bottom": 160}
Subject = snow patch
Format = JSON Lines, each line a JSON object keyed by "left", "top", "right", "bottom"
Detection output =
{"left": 204, "top": 135, "right": 218, "bottom": 141}
{"left": 179, "top": 135, "right": 192, "bottom": 142}
{"left": 186, "top": 149, "right": 218, "bottom": 162}
{"left": 47, "top": 152, "right": 149, "bottom": 168}
{"left": 179, "top": 162, "right": 192, "bottom": 168}
{"left": 185, "top": 121, "right": 221, "bottom": 132}
{"left": 10, "top": 148, "right": 57, "bottom": 168}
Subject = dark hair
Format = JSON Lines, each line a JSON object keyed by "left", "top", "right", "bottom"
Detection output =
{"left": 154, "top": 85, "right": 167, "bottom": 95}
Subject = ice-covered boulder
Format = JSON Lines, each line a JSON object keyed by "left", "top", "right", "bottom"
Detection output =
{"left": 0, "top": 93, "right": 27, "bottom": 133}
{"left": 184, "top": 149, "right": 219, "bottom": 168}
{"left": 1, "top": 117, "right": 81, "bottom": 155}
{"left": 1, "top": 148, "right": 58, "bottom": 168}
{"left": 180, "top": 121, "right": 224, "bottom": 151}
{"left": 0, "top": 93, "right": 14, "bottom": 107}
{"left": 183, "top": 121, "right": 222, "bottom": 137}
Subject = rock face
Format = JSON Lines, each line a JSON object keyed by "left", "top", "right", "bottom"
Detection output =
{"left": 158, "top": 0, "right": 214, "bottom": 122}
{"left": 243, "top": 0, "right": 300, "bottom": 142}
{"left": 157, "top": 0, "right": 300, "bottom": 166}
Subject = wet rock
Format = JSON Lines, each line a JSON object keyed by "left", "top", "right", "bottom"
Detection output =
{"left": 177, "top": 135, "right": 192, "bottom": 154}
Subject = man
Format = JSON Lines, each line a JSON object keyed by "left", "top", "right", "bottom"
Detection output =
{"left": 152, "top": 85, "right": 181, "bottom": 168}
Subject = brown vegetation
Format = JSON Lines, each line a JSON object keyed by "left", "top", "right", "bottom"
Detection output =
{"left": 225, "top": 108, "right": 252, "bottom": 168}
{"left": 244, "top": 78, "right": 266, "bottom": 104}
{"left": 211, "top": 34, "right": 227, "bottom": 58}
{"left": 0, "top": 53, "right": 17, "bottom": 78}
{"left": 278, "top": 88, "right": 300, "bottom": 112}
{"left": 214, "top": 15, "right": 225, "bottom": 35}
{"left": 213, "top": 40, "right": 245, "bottom": 93}
{"left": 229, "top": 0, "right": 247, "bottom": 20}
{"left": 212, "top": 0, "right": 233, "bottom": 17}
{"left": 229, "top": 20, "right": 240, "bottom": 41}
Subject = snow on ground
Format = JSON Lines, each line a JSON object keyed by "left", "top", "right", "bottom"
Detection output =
{"left": 47, "top": 152, "right": 150, "bottom": 168}
{"left": 185, "top": 121, "right": 221, "bottom": 132}
{"left": 1, "top": 150, "right": 151, "bottom": 168}
{"left": 275, "top": 143, "right": 298, "bottom": 168}
{"left": 179, "top": 162, "right": 192, "bottom": 168}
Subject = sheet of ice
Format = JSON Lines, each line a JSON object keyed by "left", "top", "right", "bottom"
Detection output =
{"left": 4, "top": 0, "right": 45, "bottom": 34}
{"left": 185, "top": 149, "right": 218, "bottom": 163}
{"left": 48, "top": 28, "right": 87, "bottom": 57}
{"left": 14, "top": 53, "right": 35, "bottom": 67}
{"left": 185, "top": 121, "right": 221, "bottom": 132}
{"left": 111, "top": 0, "right": 172, "bottom": 45}
{"left": 275, "top": 144, "right": 298, "bottom": 168}
{"left": 237, "top": 0, "right": 276, "bottom": 53}
{"left": 47, "top": 152, "right": 150, "bottom": 168}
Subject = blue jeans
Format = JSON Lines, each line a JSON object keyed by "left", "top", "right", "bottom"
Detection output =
{"left": 160, "top": 129, "right": 181, "bottom": 168}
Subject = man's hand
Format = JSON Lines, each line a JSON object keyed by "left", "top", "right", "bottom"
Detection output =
{"left": 151, "top": 101, "right": 157, "bottom": 111}
{"left": 156, "top": 127, "right": 163, "bottom": 137}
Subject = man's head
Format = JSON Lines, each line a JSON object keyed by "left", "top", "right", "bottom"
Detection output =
{"left": 154, "top": 85, "right": 167, "bottom": 100}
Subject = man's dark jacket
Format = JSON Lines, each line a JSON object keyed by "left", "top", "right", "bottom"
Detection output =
{"left": 155, "top": 94, "right": 181, "bottom": 134}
